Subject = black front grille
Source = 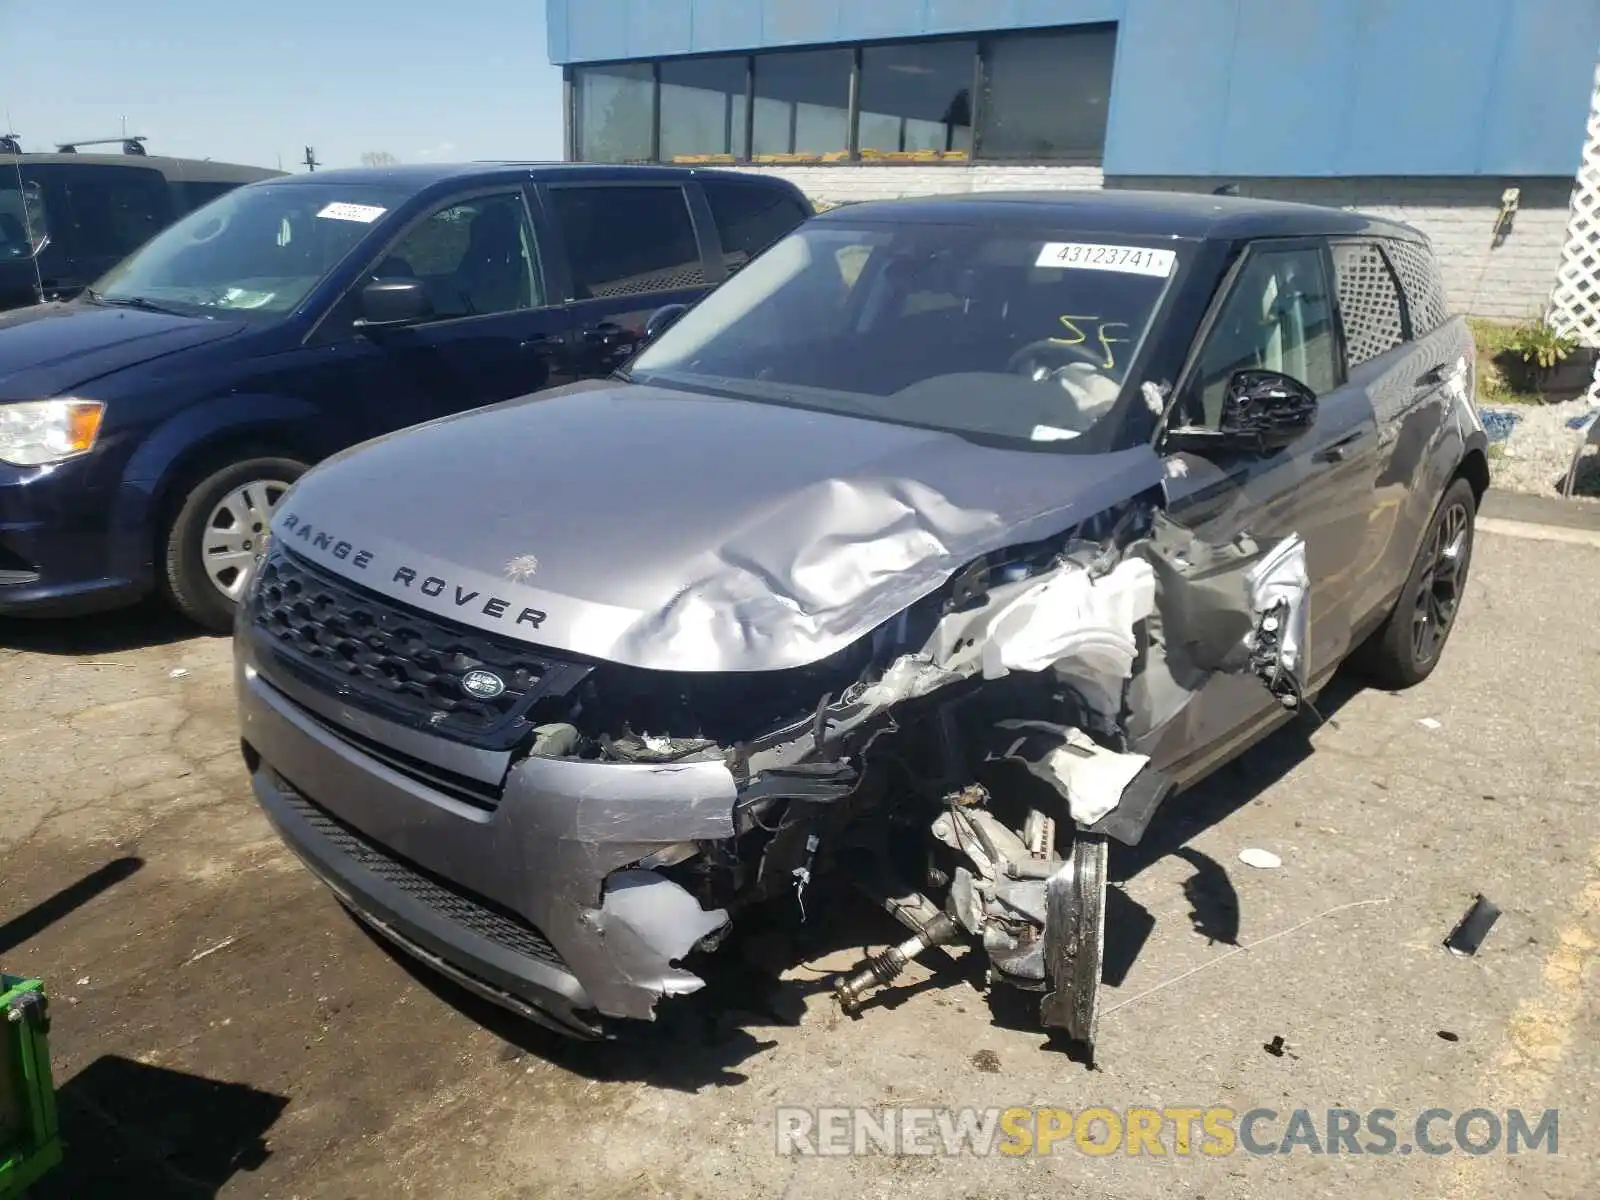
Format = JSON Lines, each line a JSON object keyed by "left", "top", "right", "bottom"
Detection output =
{"left": 279, "top": 780, "right": 568, "bottom": 969}
{"left": 250, "top": 547, "right": 592, "bottom": 750}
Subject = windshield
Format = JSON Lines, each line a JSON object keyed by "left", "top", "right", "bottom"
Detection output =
{"left": 631, "top": 220, "right": 1183, "bottom": 444}
{"left": 0, "top": 176, "right": 49, "bottom": 259}
{"left": 91, "top": 181, "right": 409, "bottom": 316}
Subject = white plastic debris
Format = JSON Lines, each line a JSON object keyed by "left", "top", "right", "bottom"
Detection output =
{"left": 983, "top": 559, "right": 1156, "bottom": 681}
{"left": 858, "top": 654, "right": 963, "bottom": 708}
{"left": 168, "top": 668, "right": 189, "bottom": 679}
{"left": 1418, "top": 717, "right": 1442, "bottom": 731}
{"left": 1238, "top": 848, "right": 1283, "bottom": 870}
{"left": 1041, "top": 729, "right": 1151, "bottom": 826}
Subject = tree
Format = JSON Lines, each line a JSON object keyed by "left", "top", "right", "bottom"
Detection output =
{"left": 360, "top": 150, "right": 398, "bottom": 167}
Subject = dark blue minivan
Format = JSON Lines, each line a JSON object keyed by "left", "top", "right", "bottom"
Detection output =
{"left": 0, "top": 163, "right": 810, "bottom": 630}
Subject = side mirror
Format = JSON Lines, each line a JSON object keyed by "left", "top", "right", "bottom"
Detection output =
{"left": 354, "top": 278, "right": 430, "bottom": 329}
{"left": 644, "top": 302, "right": 689, "bottom": 344}
{"left": 1165, "top": 370, "right": 1318, "bottom": 456}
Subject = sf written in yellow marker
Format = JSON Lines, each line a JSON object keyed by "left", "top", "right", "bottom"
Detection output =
{"left": 1050, "top": 316, "right": 1131, "bottom": 370}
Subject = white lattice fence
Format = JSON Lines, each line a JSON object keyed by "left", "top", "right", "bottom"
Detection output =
{"left": 1548, "top": 61, "right": 1600, "bottom": 350}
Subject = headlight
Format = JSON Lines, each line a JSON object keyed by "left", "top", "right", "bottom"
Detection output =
{"left": 0, "top": 399, "right": 105, "bottom": 466}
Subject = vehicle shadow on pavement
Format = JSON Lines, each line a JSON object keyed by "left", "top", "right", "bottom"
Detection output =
{"left": 360, "top": 890, "right": 971, "bottom": 1093}
{"left": 368, "top": 674, "right": 1373, "bottom": 1088}
{"left": 1107, "top": 669, "right": 1369, "bottom": 946}
{"left": 33, "top": 1056, "right": 288, "bottom": 1199}
{"left": 0, "top": 603, "right": 205, "bottom": 656}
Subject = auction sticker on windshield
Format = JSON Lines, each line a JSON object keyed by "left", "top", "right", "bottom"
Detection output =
{"left": 317, "top": 202, "right": 387, "bottom": 224}
{"left": 1036, "top": 242, "right": 1176, "bottom": 278}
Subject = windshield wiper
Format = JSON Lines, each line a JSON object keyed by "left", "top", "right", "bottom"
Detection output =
{"left": 83, "top": 289, "right": 185, "bottom": 315}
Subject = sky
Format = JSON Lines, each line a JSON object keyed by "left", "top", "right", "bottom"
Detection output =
{"left": 0, "top": 0, "right": 566, "bottom": 170}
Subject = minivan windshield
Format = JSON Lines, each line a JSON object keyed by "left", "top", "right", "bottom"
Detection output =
{"left": 0, "top": 177, "right": 49, "bottom": 259}
{"left": 90, "top": 181, "right": 409, "bottom": 317}
{"left": 630, "top": 220, "right": 1183, "bottom": 444}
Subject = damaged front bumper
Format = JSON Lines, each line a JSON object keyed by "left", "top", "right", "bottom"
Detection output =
{"left": 238, "top": 652, "right": 741, "bottom": 1037}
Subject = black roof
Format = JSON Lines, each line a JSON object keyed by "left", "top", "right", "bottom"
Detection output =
{"left": 2, "top": 152, "right": 281, "bottom": 184}
{"left": 268, "top": 161, "right": 781, "bottom": 190}
{"left": 816, "top": 188, "right": 1427, "bottom": 244}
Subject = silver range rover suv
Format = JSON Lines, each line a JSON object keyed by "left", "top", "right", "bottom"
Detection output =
{"left": 235, "top": 190, "right": 1488, "bottom": 1054}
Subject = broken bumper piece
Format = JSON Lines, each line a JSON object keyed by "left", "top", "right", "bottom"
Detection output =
{"left": 238, "top": 658, "right": 736, "bottom": 1037}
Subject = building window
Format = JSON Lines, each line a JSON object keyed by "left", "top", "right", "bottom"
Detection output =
{"left": 574, "top": 62, "right": 654, "bottom": 162}
{"left": 660, "top": 56, "right": 748, "bottom": 162}
{"left": 978, "top": 26, "right": 1116, "bottom": 161}
{"left": 858, "top": 39, "right": 975, "bottom": 160}
{"left": 752, "top": 49, "right": 852, "bottom": 162}
{"left": 567, "top": 25, "right": 1119, "bottom": 167}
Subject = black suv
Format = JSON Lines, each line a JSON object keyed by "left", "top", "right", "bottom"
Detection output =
{"left": 0, "top": 163, "right": 812, "bottom": 629}
{"left": 1, "top": 148, "right": 281, "bottom": 310}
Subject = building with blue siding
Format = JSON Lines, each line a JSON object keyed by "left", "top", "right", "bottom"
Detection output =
{"left": 546, "top": 0, "right": 1600, "bottom": 318}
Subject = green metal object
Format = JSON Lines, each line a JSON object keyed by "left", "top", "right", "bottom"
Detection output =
{"left": 0, "top": 975, "right": 61, "bottom": 1198}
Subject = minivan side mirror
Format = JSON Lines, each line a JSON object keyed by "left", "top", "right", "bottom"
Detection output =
{"left": 644, "top": 302, "right": 689, "bottom": 344}
{"left": 1164, "top": 369, "right": 1318, "bottom": 456}
{"left": 354, "top": 278, "right": 430, "bottom": 330}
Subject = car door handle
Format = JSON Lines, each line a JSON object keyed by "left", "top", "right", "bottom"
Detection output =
{"left": 582, "top": 323, "right": 625, "bottom": 344}
{"left": 520, "top": 335, "right": 559, "bottom": 351}
{"left": 1314, "top": 432, "right": 1365, "bottom": 463}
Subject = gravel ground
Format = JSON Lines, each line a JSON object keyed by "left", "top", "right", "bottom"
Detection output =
{"left": 1481, "top": 397, "right": 1600, "bottom": 501}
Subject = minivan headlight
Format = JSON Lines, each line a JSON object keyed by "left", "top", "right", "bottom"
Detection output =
{"left": 0, "top": 399, "right": 105, "bottom": 466}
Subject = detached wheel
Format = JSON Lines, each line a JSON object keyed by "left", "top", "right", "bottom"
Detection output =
{"left": 1353, "top": 476, "right": 1476, "bottom": 689}
{"left": 164, "top": 456, "right": 305, "bottom": 632}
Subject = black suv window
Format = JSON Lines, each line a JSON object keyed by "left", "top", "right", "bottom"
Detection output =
{"left": 178, "top": 180, "right": 244, "bottom": 215}
{"left": 0, "top": 175, "right": 49, "bottom": 258}
{"left": 1381, "top": 238, "right": 1450, "bottom": 337}
{"left": 549, "top": 185, "right": 706, "bottom": 300}
{"left": 1332, "top": 241, "right": 1406, "bottom": 366}
{"left": 1192, "top": 244, "right": 1338, "bottom": 426}
{"left": 381, "top": 192, "right": 543, "bottom": 320}
{"left": 703, "top": 181, "right": 807, "bottom": 273}
{"left": 62, "top": 166, "right": 172, "bottom": 258}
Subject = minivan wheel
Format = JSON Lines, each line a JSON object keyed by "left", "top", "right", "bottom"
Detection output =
{"left": 164, "top": 456, "right": 305, "bottom": 633}
{"left": 1352, "top": 476, "right": 1476, "bottom": 689}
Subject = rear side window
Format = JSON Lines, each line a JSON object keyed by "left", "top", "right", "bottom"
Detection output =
{"left": 1331, "top": 241, "right": 1405, "bottom": 366}
{"left": 1382, "top": 238, "right": 1450, "bottom": 336}
{"left": 703, "top": 182, "right": 808, "bottom": 273}
{"left": 61, "top": 167, "right": 171, "bottom": 258}
{"left": 549, "top": 184, "right": 706, "bottom": 300}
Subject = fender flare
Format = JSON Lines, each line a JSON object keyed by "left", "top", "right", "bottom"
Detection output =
{"left": 109, "top": 393, "right": 323, "bottom": 584}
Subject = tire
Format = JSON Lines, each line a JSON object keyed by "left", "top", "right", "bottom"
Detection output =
{"left": 1351, "top": 475, "right": 1477, "bottom": 689}
{"left": 162, "top": 456, "right": 306, "bottom": 633}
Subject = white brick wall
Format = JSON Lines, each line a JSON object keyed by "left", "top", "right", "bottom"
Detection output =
{"left": 730, "top": 164, "right": 1104, "bottom": 206}
{"left": 1110, "top": 176, "right": 1575, "bottom": 322}
{"left": 734, "top": 165, "right": 1574, "bottom": 321}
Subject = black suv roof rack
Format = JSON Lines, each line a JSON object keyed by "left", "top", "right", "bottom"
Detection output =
{"left": 54, "top": 135, "right": 148, "bottom": 156}
{"left": 0, "top": 133, "right": 23, "bottom": 155}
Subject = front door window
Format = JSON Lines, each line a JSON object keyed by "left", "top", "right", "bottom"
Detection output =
{"left": 1190, "top": 245, "right": 1339, "bottom": 428}
{"left": 378, "top": 192, "right": 543, "bottom": 320}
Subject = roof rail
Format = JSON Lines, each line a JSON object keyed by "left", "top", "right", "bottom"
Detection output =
{"left": 56, "top": 136, "right": 148, "bottom": 156}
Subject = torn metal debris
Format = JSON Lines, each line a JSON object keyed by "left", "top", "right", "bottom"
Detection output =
{"left": 1444, "top": 895, "right": 1502, "bottom": 957}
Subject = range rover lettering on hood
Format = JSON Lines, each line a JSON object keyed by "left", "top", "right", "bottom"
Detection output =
{"left": 277, "top": 512, "right": 548, "bottom": 628}
{"left": 265, "top": 384, "right": 1168, "bottom": 672}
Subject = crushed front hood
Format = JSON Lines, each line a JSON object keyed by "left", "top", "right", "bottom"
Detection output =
{"left": 271, "top": 381, "right": 1164, "bottom": 671}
